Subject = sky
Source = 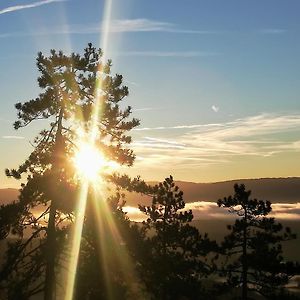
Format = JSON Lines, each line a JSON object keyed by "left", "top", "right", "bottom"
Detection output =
{"left": 0, "top": 0, "right": 300, "bottom": 188}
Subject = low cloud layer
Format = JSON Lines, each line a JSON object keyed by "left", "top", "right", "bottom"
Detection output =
{"left": 124, "top": 201, "right": 300, "bottom": 222}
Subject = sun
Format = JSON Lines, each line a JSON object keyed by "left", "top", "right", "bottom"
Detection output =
{"left": 73, "top": 141, "right": 119, "bottom": 182}
{"left": 73, "top": 142, "right": 106, "bottom": 182}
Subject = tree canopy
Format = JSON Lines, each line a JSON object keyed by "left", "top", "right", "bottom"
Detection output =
{"left": 1, "top": 43, "right": 140, "bottom": 300}
{"left": 218, "top": 184, "right": 299, "bottom": 299}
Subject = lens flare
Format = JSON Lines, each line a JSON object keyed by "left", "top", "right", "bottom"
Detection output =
{"left": 64, "top": 182, "right": 88, "bottom": 300}
{"left": 64, "top": 1, "right": 140, "bottom": 299}
{"left": 64, "top": 1, "right": 114, "bottom": 299}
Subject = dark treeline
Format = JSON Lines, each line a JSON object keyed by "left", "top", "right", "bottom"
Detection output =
{"left": 0, "top": 44, "right": 299, "bottom": 300}
{"left": 1, "top": 176, "right": 299, "bottom": 300}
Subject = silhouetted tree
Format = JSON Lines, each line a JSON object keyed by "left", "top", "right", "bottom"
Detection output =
{"left": 218, "top": 184, "right": 299, "bottom": 299}
{"left": 1, "top": 43, "right": 139, "bottom": 299}
{"left": 138, "top": 176, "right": 217, "bottom": 300}
{"left": 74, "top": 191, "right": 147, "bottom": 300}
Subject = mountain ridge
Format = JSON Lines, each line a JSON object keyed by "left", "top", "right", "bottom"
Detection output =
{"left": 1, "top": 177, "right": 299, "bottom": 206}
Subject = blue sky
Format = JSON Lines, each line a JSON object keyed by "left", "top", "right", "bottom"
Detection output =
{"left": 0, "top": 0, "right": 300, "bottom": 187}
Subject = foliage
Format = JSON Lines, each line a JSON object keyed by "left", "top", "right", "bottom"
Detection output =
{"left": 74, "top": 192, "right": 147, "bottom": 300}
{"left": 0, "top": 43, "right": 139, "bottom": 298}
{"left": 218, "top": 184, "right": 299, "bottom": 299}
{"left": 138, "top": 176, "right": 217, "bottom": 300}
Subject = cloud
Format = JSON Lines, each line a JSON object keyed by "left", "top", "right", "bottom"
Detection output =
{"left": 200, "top": 113, "right": 300, "bottom": 139}
{"left": 136, "top": 113, "right": 300, "bottom": 135}
{"left": 124, "top": 201, "right": 300, "bottom": 222}
{"left": 212, "top": 105, "right": 219, "bottom": 113}
{"left": 259, "top": 29, "right": 286, "bottom": 34}
{"left": 186, "top": 201, "right": 300, "bottom": 220}
{"left": 144, "top": 137, "right": 185, "bottom": 146}
{"left": 132, "top": 137, "right": 186, "bottom": 150}
{"left": 132, "top": 140, "right": 186, "bottom": 150}
{"left": 271, "top": 203, "right": 300, "bottom": 219}
{"left": 0, "top": 18, "right": 222, "bottom": 38}
{"left": 2, "top": 135, "right": 25, "bottom": 139}
{"left": 135, "top": 123, "right": 223, "bottom": 131}
{"left": 131, "top": 113, "right": 300, "bottom": 169}
{"left": 124, "top": 80, "right": 139, "bottom": 87}
{"left": 0, "top": 18, "right": 286, "bottom": 40}
{"left": 70, "top": 19, "right": 222, "bottom": 35}
{"left": 109, "top": 19, "right": 171, "bottom": 33}
{"left": 119, "top": 51, "right": 220, "bottom": 58}
{"left": 264, "top": 140, "right": 300, "bottom": 151}
{"left": 123, "top": 206, "right": 146, "bottom": 222}
{"left": 49, "top": 19, "right": 172, "bottom": 34}
{"left": 0, "top": 0, "right": 65, "bottom": 15}
{"left": 134, "top": 107, "right": 161, "bottom": 112}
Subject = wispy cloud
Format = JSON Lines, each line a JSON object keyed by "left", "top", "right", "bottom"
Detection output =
{"left": 109, "top": 19, "right": 219, "bottom": 34}
{"left": 134, "top": 107, "right": 161, "bottom": 112}
{"left": 109, "top": 19, "right": 171, "bottom": 33}
{"left": 259, "top": 29, "right": 286, "bottom": 34}
{"left": 124, "top": 80, "right": 139, "bottom": 87}
{"left": 0, "top": 0, "right": 65, "bottom": 15}
{"left": 137, "top": 113, "right": 300, "bottom": 134}
{"left": 119, "top": 51, "right": 220, "bottom": 58}
{"left": 0, "top": 18, "right": 221, "bottom": 38}
{"left": 135, "top": 123, "right": 223, "bottom": 131}
{"left": 0, "top": 17, "right": 287, "bottom": 39}
{"left": 133, "top": 137, "right": 186, "bottom": 150}
{"left": 132, "top": 113, "right": 300, "bottom": 169}
{"left": 45, "top": 19, "right": 171, "bottom": 34}
{"left": 2, "top": 135, "right": 25, "bottom": 139}
{"left": 82, "top": 19, "right": 221, "bottom": 34}
{"left": 199, "top": 114, "right": 300, "bottom": 139}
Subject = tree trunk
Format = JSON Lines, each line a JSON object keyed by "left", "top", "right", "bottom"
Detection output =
{"left": 44, "top": 107, "right": 64, "bottom": 300}
{"left": 44, "top": 202, "right": 57, "bottom": 300}
{"left": 242, "top": 210, "right": 248, "bottom": 300}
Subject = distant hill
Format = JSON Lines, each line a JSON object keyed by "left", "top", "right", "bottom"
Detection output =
{"left": 1, "top": 177, "right": 300, "bottom": 206}
{"left": 175, "top": 177, "right": 300, "bottom": 203}
{"left": 126, "top": 177, "right": 300, "bottom": 206}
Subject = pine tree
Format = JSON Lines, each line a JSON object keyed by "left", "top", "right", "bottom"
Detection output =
{"left": 218, "top": 184, "right": 299, "bottom": 299}
{"left": 139, "top": 176, "right": 217, "bottom": 300}
{"left": 74, "top": 191, "right": 148, "bottom": 300}
{"left": 1, "top": 43, "right": 139, "bottom": 299}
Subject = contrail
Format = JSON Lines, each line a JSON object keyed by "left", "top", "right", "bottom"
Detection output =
{"left": 0, "top": 0, "right": 65, "bottom": 15}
